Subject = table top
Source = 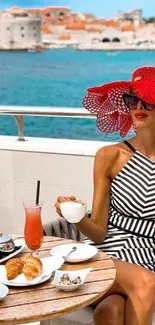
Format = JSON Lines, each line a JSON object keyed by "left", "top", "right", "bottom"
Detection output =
{"left": 0, "top": 236, "right": 116, "bottom": 325}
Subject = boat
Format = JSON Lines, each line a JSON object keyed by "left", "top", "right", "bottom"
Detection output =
{"left": 28, "top": 45, "right": 46, "bottom": 53}
{"left": 106, "top": 51, "right": 120, "bottom": 56}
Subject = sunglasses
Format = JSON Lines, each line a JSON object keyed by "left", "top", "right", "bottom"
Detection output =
{"left": 123, "top": 93, "right": 155, "bottom": 111}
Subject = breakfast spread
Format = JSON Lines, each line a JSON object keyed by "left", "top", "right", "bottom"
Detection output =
{"left": 5, "top": 256, "right": 43, "bottom": 281}
{"left": 58, "top": 273, "right": 82, "bottom": 285}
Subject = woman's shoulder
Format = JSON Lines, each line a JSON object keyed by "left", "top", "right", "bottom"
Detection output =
{"left": 94, "top": 143, "right": 123, "bottom": 175}
{"left": 95, "top": 143, "right": 122, "bottom": 162}
{"left": 95, "top": 141, "right": 134, "bottom": 176}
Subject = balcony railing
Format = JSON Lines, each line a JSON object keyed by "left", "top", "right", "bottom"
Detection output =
{"left": 0, "top": 106, "right": 96, "bottom": 141}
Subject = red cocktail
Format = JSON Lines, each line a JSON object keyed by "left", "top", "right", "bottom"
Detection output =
{"left": 23, "top": 201, "right": 44, "bottom": 256}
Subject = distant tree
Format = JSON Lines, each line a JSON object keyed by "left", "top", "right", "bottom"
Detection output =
{"left": 143, "top": 17, "right": 155, "bottom": 23}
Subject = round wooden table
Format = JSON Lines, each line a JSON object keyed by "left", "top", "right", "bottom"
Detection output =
{"left": 0, "top": 236, "right": 116, "bottom": 324}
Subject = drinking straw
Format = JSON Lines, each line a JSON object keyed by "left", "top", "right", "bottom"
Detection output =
{"left": 36, "top": 180, "right": 40, "bottom": 205}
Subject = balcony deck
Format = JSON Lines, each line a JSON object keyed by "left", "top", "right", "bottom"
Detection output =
{"left": 0, "top": 102, "right": 115, "bottom": 234}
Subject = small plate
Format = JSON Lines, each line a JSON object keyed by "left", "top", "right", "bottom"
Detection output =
{"left": 0, "top": 283, "right": 9, "bottom": 300}
{"left": 0, "top": 239, "right": 25, "bottom": 264}
{"left": 50, "top": 243, "right": 98, "bottom": 263}
{"left": 0, "top": 255, "right": 64, "bottom": 287}
{"left": 52, "top": 268, "right": 92, "bottom": 291}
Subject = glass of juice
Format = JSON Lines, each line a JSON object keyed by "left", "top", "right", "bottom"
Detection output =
{"left": 23, "top": 201, "right": 44, "bottom": 256}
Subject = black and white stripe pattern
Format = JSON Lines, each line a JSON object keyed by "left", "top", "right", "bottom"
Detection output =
{"left": 84, "top": 141, "right": 155, "bottom": 273}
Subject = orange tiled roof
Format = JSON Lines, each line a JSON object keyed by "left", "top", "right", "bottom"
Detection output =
{"left": 57, "top": 35, "right": 71, "bottom": 40}
{"left": 87, "top": 27, "right": 100, "bottom": 32}
{"left": 42, "top": 7, "right": 69, "bottom": 13}
{"left": 58, "top": 18, "right": 71, "bottom": 24}
{"left": 138, "top": 23, "right": 146, "bottom": 28}
{"left": 98, "top": 18, "right": 106, "bottom": 23}
{"left": 68, "top": 13, "right": 84, "bottom": 22}
{"left": 82, "top": 13, "right": 96, "bottom": 19}
{"left": 41, "top": 23, "right": 53, "bottom": 33}
{"left": 27, "top": 8, "right": 41, "bottom": 13}
{"left": 86, "top": 19, "right": 105, "bottom": 25}
{"left": 121, "top": 20, "right": 133, "bottom": 26}
{"left": 26, "top": 7, "right": 69, "bottom": 16}
{"left": 105, "top": 20, "right": 120, "bottom": 28}
{"left": 122, "top": 24, "right": 136, "bottom": 32}
{"left": 54, "top": 21, "right": 67, "bottom": 26}
{"left": 42, "top": 15, "right": 58, "bottom": 21}
{"left": 66, "top": 22, "right": 85, "bottom": 30}
{"left": 70, "top": 13, "right": 78, "bottom": 17}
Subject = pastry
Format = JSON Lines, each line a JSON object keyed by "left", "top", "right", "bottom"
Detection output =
{"left": 5, "top": 258, "right": 24, "bottom": 280}
{"left": 23, "top": 256, "right": 43, "bottom": 280}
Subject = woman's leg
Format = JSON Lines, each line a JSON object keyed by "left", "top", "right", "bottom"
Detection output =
{"left": 93, "top": 294, "right": 126, "bottom": 325}
{"left": 94, "top": 259, "right": 155, "bottom": 325}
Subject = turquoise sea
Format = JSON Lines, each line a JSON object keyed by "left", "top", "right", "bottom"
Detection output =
{"left": 0, "top": 48, "right": 155, "bottom": 141}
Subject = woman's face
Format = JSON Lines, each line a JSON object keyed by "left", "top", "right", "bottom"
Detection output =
{"left": 130, "top": 100, "right": 155, "bottom": 130}
{"left": 123, "top": 92, "right": 155, "bottom": 130}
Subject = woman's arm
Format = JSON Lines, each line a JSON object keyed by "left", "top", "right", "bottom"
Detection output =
{"left": 75, "top": 146, "right": 117, "bottom": 244}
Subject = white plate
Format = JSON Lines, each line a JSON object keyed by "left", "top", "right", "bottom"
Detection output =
{"left": 50, "top": 243, "right": 98, "bottom": 263}
{"left": 0, "top": 239, "right": 25, "bottom": 264}
{"left": 2, "top": 272, "right": 52, "bottom": 287}
{"left": 0, "top": 283, "right": 9, "bottom": 300}
{"left": 0, "top": 255, "right": 64, "bottom": 287}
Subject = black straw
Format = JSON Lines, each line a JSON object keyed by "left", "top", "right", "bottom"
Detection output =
{"left": 36, "top": 180, "right": 40, "bottom": 205}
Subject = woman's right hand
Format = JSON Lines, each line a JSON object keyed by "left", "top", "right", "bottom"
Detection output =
{"left": 54, "top": 196, "right": 76, "bottom": 217}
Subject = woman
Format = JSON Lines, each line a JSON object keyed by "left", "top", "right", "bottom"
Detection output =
{"left": 54, "top": 66, "right": 155, "bottom": 325}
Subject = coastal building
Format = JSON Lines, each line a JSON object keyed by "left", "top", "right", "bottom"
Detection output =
{"left": 135, "top": 23, "right": 155, "bottom": 42}
{"left": 111, "top": 9, "right": 142, "bottom": 27}
{"left": 28, "top": 6, "right": 70, "bottom": 25}
{"left": 0, "top": 7, "right": 42, "bottom": 50}
{"left": 40, "top": 7, "right": 145, "bottom": 47}
{"left": 1, "top": 5, "right": 155, "bottom": 50}
{"left": 98, "top": 27, "right": 124, "bottom": 43}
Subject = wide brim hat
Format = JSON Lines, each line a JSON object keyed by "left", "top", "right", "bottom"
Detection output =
{"left": 82, "top": 66, "right": 155, "bottom": 137}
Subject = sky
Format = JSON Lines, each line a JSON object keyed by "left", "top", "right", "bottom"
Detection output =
{"left": 0, "top": 0, "right": 155, "bottom": 19}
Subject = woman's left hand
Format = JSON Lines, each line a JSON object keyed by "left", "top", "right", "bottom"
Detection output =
{"left": 54, "top": 196, "right": 76, "bottom": 217}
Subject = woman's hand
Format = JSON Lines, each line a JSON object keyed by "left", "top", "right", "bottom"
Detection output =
{"left": 54, "top": 196, "right": 76, "bottom": 217}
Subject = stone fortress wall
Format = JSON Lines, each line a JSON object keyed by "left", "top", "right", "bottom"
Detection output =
{"left": 0, "top": 9, "right": 41, "bottom": 50}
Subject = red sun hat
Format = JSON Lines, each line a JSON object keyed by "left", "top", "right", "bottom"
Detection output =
{"left": 82, "top": 66, "right": 155, "bottom": 137}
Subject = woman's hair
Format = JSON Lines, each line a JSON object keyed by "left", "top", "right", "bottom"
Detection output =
{"left": 128, "top": 87, "right": 134, "bottom": 95}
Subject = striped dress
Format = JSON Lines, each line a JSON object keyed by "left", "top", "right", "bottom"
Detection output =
{"left": 84, "top": 140, "right": 155, "bottom": 273}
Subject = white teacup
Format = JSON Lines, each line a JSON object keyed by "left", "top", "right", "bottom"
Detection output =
{"left": 60, "top": 201, "right": 87, "bottom": 223}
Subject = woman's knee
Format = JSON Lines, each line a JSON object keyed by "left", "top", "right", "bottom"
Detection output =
{"left": 93, "top": 294, "right": 126, "bottom": 325}
{"left": 129, "top": 270, "right": 155, "bottom": 309}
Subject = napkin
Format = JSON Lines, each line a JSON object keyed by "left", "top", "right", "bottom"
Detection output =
{"left": 0, "top": 246, "right": 22, "bottom": 261}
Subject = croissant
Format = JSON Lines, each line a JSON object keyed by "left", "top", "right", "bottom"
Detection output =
{"left": 23, "top": 256, "right": 43, "bottom": 281}
{"left": 5, "top": 258, "right": 24, "bottom": 280}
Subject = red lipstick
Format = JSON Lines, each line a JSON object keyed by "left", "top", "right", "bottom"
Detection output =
{"left": 135, "top": 112, "right": 148, "bottom": 119}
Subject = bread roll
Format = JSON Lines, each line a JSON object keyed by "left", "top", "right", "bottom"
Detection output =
{"left": 23, "top": 256, "right": 43, "bottom": 281}
{"left": 5, "top": 258, "right": 24, "bottom": 280}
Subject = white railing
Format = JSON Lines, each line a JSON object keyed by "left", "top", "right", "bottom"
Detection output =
{"left": 0, "top": 106, "right": 96, "bottom": 141}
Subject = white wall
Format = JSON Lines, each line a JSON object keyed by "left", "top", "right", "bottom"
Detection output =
{"left": 0, "top": 136, "right": 113, "bottom": 235}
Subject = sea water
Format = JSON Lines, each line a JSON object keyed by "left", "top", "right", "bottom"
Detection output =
{"left": 0, "top": 48, "right": 154, "bottom": 141}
